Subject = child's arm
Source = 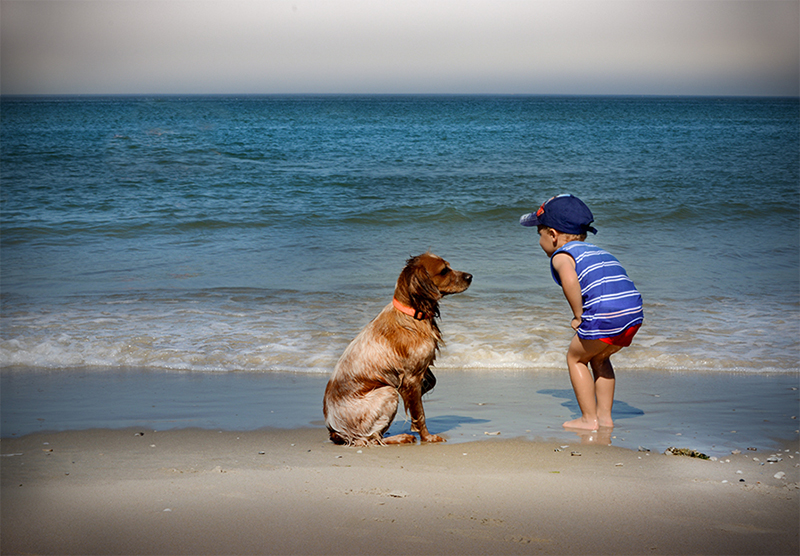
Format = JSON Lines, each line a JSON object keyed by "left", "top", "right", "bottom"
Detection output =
{"left": 551, "top": 252, "right": 583, "bottom": 330}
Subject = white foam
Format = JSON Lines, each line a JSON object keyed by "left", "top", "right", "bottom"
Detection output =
{"left": 1, "top": 290, "right": 797, "bottom": 374}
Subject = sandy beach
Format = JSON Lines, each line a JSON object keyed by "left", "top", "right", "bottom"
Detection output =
{"left": 1, "top": 426, "right": 798, "bottom": 555}
{"left": 1, "top": 368, "right": 799, "bottom": 555}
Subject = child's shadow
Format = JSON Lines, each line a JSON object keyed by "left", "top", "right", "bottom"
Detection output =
{"left": 537, "top": 389, "right": 644, "bottom": 421}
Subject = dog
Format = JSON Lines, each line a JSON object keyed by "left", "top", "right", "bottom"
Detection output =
{"left": 323, "top": 253, "right": 472, "bottom": 446}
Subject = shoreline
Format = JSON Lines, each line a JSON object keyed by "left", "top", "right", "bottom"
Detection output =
{"left": 2, "top": 426, "right": 797, "bottom": 555}
{"left": 2, "top": 367, "right": 798, "bottom": 457}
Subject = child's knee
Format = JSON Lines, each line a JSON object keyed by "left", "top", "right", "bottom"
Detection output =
{"left": 568, "top": 336, "right": 613, "bottom": 364}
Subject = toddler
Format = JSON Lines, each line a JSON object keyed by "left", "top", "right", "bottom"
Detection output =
{"left": 521, "top": 194, "right": 643, "bottom": 430}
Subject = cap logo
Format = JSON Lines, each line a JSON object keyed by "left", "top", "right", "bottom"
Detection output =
{"left": 536, "top": 195, "right": 558, "bottom": 217}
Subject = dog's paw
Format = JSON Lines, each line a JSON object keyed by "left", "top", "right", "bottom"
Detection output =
{"left": 382, "top": 433, "right": 417, "bottom": 445}
{"left": 421, "top": 434, "right": 446, "bottom": 443}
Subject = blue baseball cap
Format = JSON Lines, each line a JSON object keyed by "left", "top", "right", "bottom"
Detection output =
{"left": 520, "top": 194, "right": 597, "bottom": 235}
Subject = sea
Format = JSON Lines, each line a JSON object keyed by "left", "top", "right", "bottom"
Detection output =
{"left": 1, "top": 95, "right": 798, "bottom": 378}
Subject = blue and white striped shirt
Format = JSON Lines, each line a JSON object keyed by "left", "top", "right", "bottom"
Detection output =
{"left": 550, "top": 242, "right": 644, "bottom": 340}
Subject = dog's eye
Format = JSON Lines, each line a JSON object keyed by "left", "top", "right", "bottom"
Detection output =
{"left": 439, "top": 267, "right": 450, "bottom": 276}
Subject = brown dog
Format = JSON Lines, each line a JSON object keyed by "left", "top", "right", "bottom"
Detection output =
{"left": 323, "top": 253, "right": 472, "bottom": 446}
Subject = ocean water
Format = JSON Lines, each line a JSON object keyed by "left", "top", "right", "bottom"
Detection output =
{"left": 1, "top": 95, "right": 798, "bottom": 375}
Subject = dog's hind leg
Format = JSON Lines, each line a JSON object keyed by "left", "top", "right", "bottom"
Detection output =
{"left": 381, "top": 433, "right": 416, "bottom": 444}
{"left": 364, "top": 386, "right": 417, "bottom": 445}
{"left": 333, "top": 386, "right": 415, "bottom": 446}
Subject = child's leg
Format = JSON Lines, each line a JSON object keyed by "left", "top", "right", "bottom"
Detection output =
{"left": 590, "top": 348, "right": 620, "bottom": 428}
{"left": 563, "top": 335, "right": 622, "bottom": 430}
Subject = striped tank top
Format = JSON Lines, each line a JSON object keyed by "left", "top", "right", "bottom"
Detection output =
{"left": 550, "top": 242, "right": 644, "bottom": 341}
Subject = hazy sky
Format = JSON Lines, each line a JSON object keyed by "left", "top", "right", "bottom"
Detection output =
{"left": 1, "top": 0, "right": 798, "bottom": 96}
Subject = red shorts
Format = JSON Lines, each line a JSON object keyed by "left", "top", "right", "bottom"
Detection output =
{"left": 599, "top": 324, "right": 641, "bottom": 347}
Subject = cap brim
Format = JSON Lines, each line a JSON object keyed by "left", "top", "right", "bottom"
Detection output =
{"left": 519, "top": 212, "right": 540, "bottom": 227}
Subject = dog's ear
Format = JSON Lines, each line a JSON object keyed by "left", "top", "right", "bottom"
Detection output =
{"left": 398, "top": 256, "right": 441, "bottom": 318}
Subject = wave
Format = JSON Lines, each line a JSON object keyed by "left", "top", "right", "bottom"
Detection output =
{"left": 2, "top": 290, "right": 796, "bottom": 375}
{"left": 2, "top": 332, "right": 796, "bottom": 375}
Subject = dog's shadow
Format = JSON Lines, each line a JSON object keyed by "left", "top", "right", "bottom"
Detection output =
{"left": 387, "top": 415, "right": 490, "bottom": 437}
{"left": 538, "top": 388, "right": 644, "bottom": 421}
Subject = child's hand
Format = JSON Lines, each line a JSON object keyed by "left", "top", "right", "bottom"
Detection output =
{"left": 571, "top": 316, "right": 581, "bottom": 331}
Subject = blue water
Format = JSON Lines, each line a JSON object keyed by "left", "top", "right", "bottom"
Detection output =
{"left": 2, "top": 95, "right": 798, "bottom": 374}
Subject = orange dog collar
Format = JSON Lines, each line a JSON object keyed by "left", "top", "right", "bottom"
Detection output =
{"left": 392, "top": 298, "right": 431, "bottom": 320}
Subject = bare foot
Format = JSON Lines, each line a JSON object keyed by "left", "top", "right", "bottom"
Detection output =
{"left": 598, "top": 417, "right": 614, "bottom": 428}
{"left": 562, "top": 417, "right": 599, "bottom": 431}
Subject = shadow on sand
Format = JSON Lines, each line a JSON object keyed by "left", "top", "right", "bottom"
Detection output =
{"left": 537, "top": 388, "right": 644, "bottom": 421}
{"left": 387, "top": 415, "right": 491, "bottom": 437}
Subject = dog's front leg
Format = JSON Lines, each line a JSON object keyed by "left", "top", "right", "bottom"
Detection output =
{"left": 400, "top": 381, "right": 444, "bottom": 443}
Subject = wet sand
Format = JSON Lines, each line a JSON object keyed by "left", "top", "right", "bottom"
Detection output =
{"left": 1, "top": 427, "right": 797, "bottom": 555}
{"left": 2, "top": 368, "right": 798, "bottom": 456}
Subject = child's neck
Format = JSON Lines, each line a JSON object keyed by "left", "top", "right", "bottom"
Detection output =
{"left": 555, "top": 235, "right": 581, "bottom": 249}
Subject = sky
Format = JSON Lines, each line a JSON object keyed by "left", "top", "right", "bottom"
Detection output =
{"left": 1, "top": 0, "right": 798, "bottom": 96}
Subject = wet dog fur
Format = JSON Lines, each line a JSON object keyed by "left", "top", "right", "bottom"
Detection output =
{"left": 322, "top": 253, "right": 472, "bottom": 446}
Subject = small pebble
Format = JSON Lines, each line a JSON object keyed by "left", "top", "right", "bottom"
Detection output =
{"left": 615, "top": 462, "right": 623, "bottom": 467}
{"left": 356, "top": 450, "right": 363, "bottom": 454}
{"left": 736, "top": 470, "right": 743, "bottom": 474}
{"left": 571, "top": 451, "right": 581, "bottom": 456}
{"left": 747, "top": 447, "right": 757, "bottom": 451}
{"left": 387, "top": 490, "right": 408, "bottom": 498}
{"left": 774, "top": 471, "right": 786, "bottom": 480}
{"left": 722, "top": 480, "right": 729, "bottom": 483}
{"left": 484, "top": 431, "right": 501, "bottom": 436}
{"left": 731, "top": 449, "right": 740, "bottom": 455}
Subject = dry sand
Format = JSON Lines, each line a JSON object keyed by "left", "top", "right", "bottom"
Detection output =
{"left": 2, "top": 427, "right": 797, "bottom": 555}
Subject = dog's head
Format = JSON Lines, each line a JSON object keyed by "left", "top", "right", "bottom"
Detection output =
{"left": 395, "top": 253, "right": 472, "bottom": 319}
